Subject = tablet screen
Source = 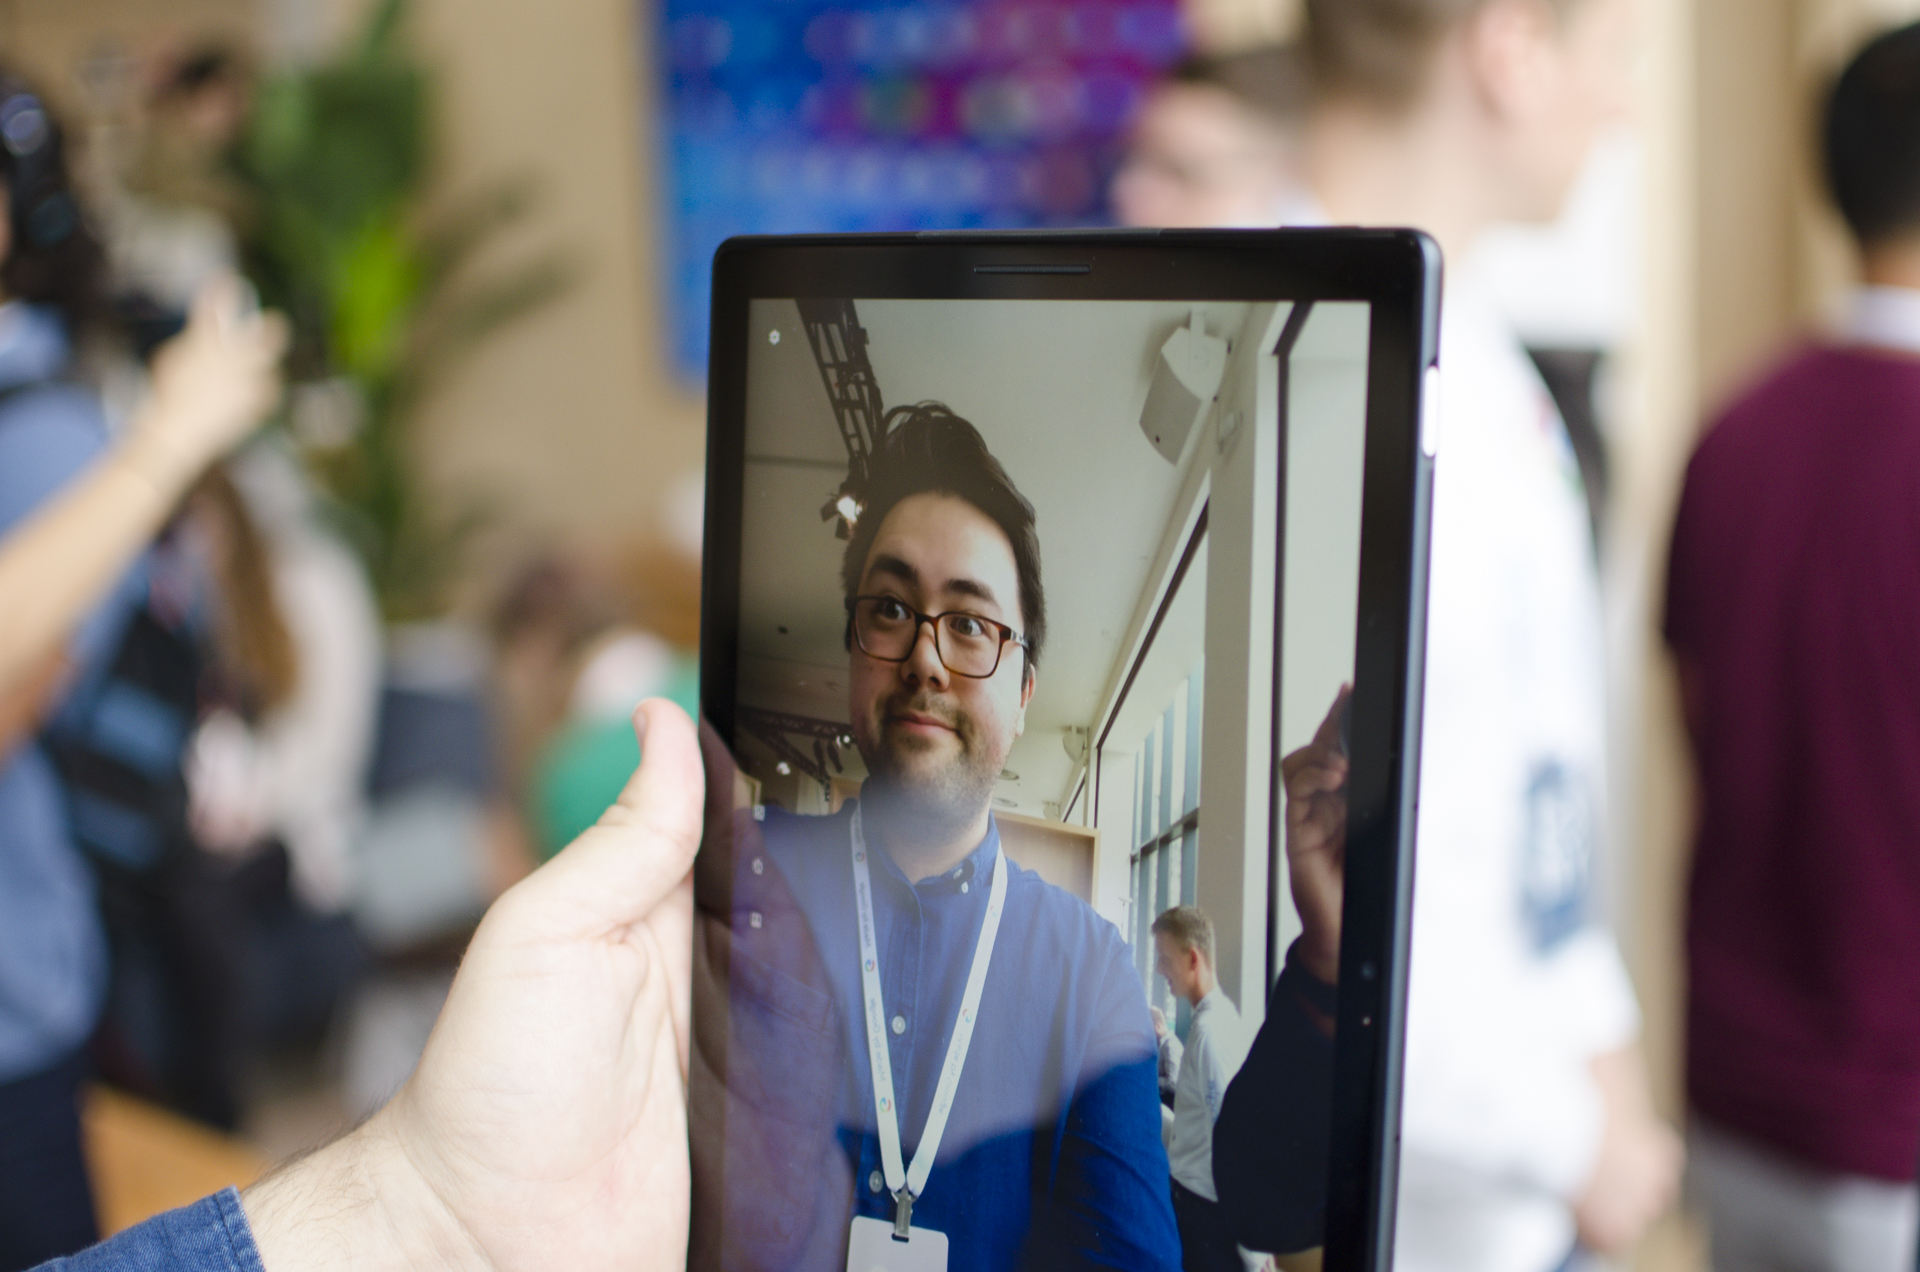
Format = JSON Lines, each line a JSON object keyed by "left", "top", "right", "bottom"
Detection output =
{"left": 695, "top": 290, "right": 1384, "bottom": 1271}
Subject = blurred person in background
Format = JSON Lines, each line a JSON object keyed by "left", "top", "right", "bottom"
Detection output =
{"left": 1110, "top": 45, "right": 1308, "bottom": 230}
{"left": 98, "top": 46, "right": 250, "bottom": 352}
{"left": 1276, "top": 1, "right": 1682, "bottom": 1269}
{"left": 1665, "top": 22, "right": 1920, "bottom": 1272}
{"left": 0, "top": 66, "right": 285, "bottom": 1268}
{"left": 52, "top": 41, "right": 379, "bottom": 1132}
{"left": 487, "top": 553, "right": 698, "bottom": 865}
{"left": 488, "top": 552, "right": 628, "bottom": 805}
{"left": 104, "top": 441, "right": 381, "bottom": 1131}
{"left": 183, "top": 446, "right": 381, "bottom": 944}
{"left": 1152, "top": 905, "right": 1252, "bottom": 1272}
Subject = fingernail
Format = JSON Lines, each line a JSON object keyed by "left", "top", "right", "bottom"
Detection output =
{"left": 632, "top": 702, "right": 651, "bottom": 747}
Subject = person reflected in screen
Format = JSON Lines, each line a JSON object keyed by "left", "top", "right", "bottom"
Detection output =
{"left": 694, "top": 404, "right": 1181, "bottom": 1271}
{"left": 1153, "top": 906, "right": 1251, "bottom": 1272}
{"left": 1211, "top": 689, "right": 1346, "bottom": 1264}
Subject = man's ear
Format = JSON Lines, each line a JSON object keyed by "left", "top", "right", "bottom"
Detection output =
{"left": 1460, "top": 0, "right": 1559, "bottom": 120}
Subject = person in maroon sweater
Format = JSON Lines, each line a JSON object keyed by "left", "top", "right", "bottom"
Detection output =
{"left": 1665, "top": 21, "right": 1920, "bottom": 1271}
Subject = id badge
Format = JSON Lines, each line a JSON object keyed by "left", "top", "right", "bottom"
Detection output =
{"left": 845, "top": 1215, "right": 949, "bottom": 1272}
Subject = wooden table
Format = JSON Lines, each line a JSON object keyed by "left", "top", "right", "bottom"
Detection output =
{"left": 83, "top": 1085, "right": 270, "bottom": 1236}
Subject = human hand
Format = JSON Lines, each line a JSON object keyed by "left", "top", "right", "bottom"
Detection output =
{"left": 1150, "top": 1005, "right": 1169, "bottom": 1039}
{"left": 244, "top": 698, "right": 704, "bottom": 1272}
{"left": 124, "top": 278, "right": 288, "bottom": 490}
{"left": 1281, "top": 686, "right": 1349, "bottom": 985}
{"left": 184, "top": 710, "right": 272, "bottom": 857}
{"left": 1572, "top": 1043, "right": 1683, "bottom": 1255}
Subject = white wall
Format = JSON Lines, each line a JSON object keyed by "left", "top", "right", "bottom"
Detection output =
{"left": 1196, "top": 302, "right": 1288, "bottom": 1030}
{"left": 1276, "top": 304, "right": 1370, "bottom": 757}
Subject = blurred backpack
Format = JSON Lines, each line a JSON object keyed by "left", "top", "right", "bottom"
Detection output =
{"left": 41, "top": 594, "right": 201, "bottom": 879}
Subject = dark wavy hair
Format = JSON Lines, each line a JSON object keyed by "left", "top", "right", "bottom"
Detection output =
{"left": 0, "top": 71, "right": 108, "bottom": 341}
{"left": 840, "top": 403, "right": 1047, "bottom": 678}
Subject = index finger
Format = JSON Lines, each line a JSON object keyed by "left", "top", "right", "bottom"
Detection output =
{"left": 1284, "top": 758, "right": 1348, "bottom": 800}
{"left": 1313, "top": 684, "right": 1352, "bottom": 754}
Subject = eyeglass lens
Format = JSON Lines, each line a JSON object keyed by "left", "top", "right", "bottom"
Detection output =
{"left": 853, "top": 597, "right": 1009, "bottom": 677}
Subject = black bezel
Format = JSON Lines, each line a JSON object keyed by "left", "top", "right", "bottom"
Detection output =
{"left": 697, "top": 229, "right": 1440, "bottom": 1272}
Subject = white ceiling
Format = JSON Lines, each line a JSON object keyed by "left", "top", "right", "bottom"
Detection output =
{"left": 736, "top": 296, "right": 1249, "bottom": 816}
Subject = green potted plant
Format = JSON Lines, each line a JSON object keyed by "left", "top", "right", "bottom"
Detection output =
{"left": 234, "top": 0, "right": 572, "bottom": 621}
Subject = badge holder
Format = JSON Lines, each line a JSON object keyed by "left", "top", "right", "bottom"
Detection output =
{"left": 846, "top": 1215, "right": 951, "bottom": 1272}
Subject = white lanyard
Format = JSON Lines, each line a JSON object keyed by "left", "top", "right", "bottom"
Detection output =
{"left": 850, "top": 806, "right": 1008, "bottom": 1237}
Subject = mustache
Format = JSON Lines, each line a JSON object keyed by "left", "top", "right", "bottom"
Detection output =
{"left": 884, "top": 694, "right": 964, "bottom": 731}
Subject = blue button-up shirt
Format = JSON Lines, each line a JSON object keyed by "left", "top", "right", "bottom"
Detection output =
{"left": 712, "top": 802, "right": 1180, "bottom": 1271}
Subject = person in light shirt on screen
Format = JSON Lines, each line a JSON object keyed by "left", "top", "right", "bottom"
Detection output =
{"left": 1152, "top": 906, "right": 1251, "bottom": 1272}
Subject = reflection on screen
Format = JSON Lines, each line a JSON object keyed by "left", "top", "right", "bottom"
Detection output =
{"left": 694, "top": 297, "right": 1371, "bottom": 1272}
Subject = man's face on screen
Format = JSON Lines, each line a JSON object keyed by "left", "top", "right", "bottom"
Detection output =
{"left": 1153, "top": 932, "right": 1200, "bottom": 1003}
{"left": 850, "top": 492, "right": 1034, "bottom": 827}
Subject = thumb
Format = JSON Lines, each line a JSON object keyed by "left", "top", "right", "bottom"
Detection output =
{"left": 516, "top": 698, "right": 705, "bottom": 937}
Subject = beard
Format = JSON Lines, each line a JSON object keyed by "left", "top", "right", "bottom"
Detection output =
{"left": 853, "top": 690, "right": 1002, "bottom": 843}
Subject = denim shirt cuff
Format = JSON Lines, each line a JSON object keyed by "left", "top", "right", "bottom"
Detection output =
{"left": 37, "top": 1186, "right": 266, "bottom": 1271}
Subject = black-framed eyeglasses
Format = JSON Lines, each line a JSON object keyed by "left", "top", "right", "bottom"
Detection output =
{"left": 846, "top": 595, "right": 1027, "bottom": 679}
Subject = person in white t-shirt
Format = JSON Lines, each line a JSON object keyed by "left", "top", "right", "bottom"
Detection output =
{"left": 1153, "top": 906, "right": 1251, "bottom": 1272}
{"left": 1286, "top": 0, "right": 1681, "bottom": 1268}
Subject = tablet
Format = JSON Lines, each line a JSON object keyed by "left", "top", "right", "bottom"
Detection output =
{"left": 691, "top": 230, "right": 1439, "bottom": 1272}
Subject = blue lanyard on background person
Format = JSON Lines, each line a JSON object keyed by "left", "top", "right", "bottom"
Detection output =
{"left": 850, "top": 806, "right": 1009, "bottom": 1239}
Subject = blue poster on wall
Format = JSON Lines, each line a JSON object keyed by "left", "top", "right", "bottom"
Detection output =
{"left": 656, "top": 0, "right": 1186, "bottom": 380}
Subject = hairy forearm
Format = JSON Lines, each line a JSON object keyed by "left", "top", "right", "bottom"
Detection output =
{"left": 0, "top": 428, "right": 195, "bottom": 701}
{"left": 242, "top": 1112, "right": 486, "bottom": 1272}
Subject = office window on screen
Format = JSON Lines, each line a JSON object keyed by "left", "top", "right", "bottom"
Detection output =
{"left": 1129, "top": 664, "right": 1202, "bottom": 1026}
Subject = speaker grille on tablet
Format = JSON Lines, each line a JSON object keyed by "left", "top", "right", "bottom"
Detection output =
{"left": 971, "top": 263, "right": 1091, "bottom": 275}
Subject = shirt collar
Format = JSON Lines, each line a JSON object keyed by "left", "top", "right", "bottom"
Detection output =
{"left": 1840, "top": 286, "right": 1920, "bottom": 355}
{"left": 862, "top": 805, "right": 1002, "bottom": 895}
